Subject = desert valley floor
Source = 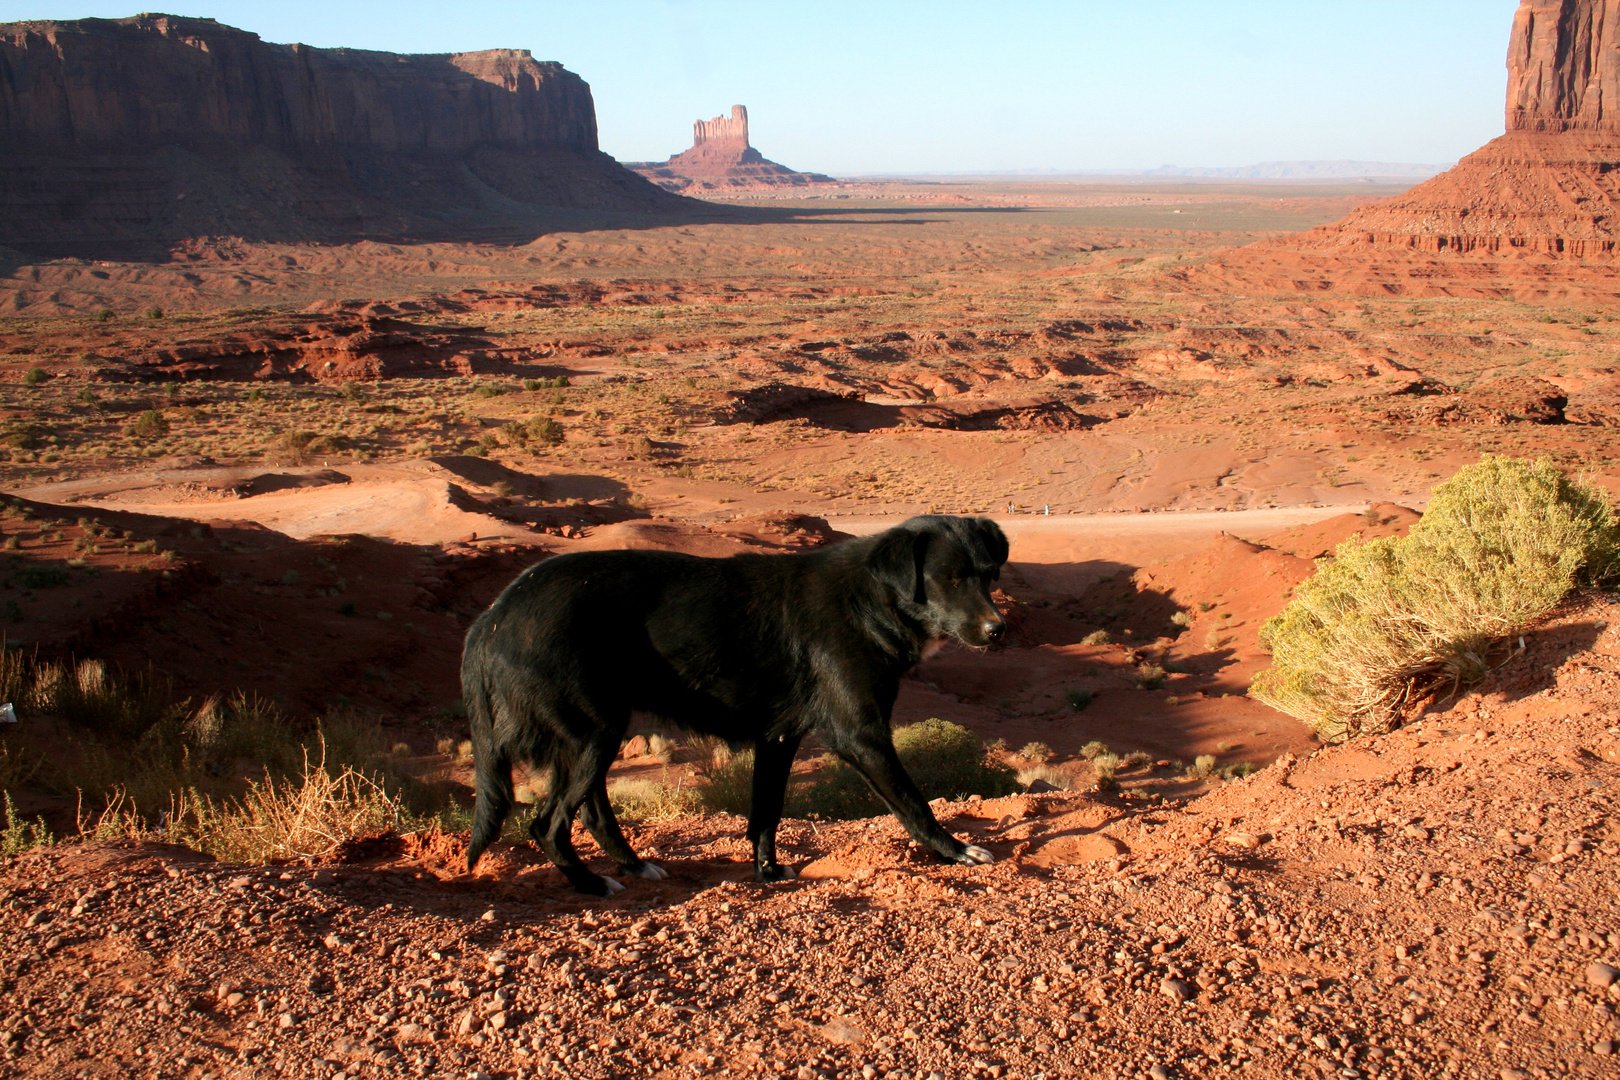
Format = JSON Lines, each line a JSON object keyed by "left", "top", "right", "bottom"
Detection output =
{"left": 1, "top": 181, "right": 1619, "bottom": 1080}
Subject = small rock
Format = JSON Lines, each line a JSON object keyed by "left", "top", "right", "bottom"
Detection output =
{"left": 1588, "top": 963, "right": 1620, "bottom": 988}
{"left": 1222, "top": 833, "right": 1262, "bottom": 850}
{"left": 1594, "top": 1040, "right": 1616, "bottom": 1056}
{"left": 1500, "top": 1069, "right": 1533, "bottom": 1080}
{"left": 1025, "top": 778, "right": 1059, "bottom": 794}
{"left": 1149, "top": 1065, "right": 1172, "bottom": 1080}
{"left": 1402, "top": 825, "right": 1431, "bottom": 840}
{"left": 225, "top": 992, "right": 245, "bottom": 1008}
{"left": 479, "top": 909, "right": 497, "bottom": 922}
{"left": 455, "top": 1010, "right": 476, "bottom": 1037}
{"left": 278, "top": 1012, "right": 296, "bottom": 1029}
{"left": 487, "top": 1011, "right": 508, "bottom": 1031}
{"left": 322, "top": 933, "right": 344, "bottom": 950}
{"left": 1160, "top": 978, "right": 1194, "bottom": 1004}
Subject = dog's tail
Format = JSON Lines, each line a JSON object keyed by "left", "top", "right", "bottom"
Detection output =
{"left": 463, "top": 655, "right": 513, "bottom": 874}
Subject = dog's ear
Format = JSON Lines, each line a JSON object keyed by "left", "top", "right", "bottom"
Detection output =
{"left": 867, "top": 527, "right": 931, "bottom": 604}
{"left": 973, "top": 517, "right": 1010, "bottom": 571}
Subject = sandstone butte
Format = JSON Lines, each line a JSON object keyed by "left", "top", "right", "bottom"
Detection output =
{"left": 0, "top": 13, "right": 689, "bottom": 258}
{"left": 629, "top": 104, "right": 837, "bottom": 193}
{"left": 1254, "top": 0, "right": 1620, "bottom": 262}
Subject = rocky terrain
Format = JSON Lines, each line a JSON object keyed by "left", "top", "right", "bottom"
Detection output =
{"left": 0, "top": 14, "right": 689, "bottom": 258}
{"left": 629, "top": 106, "right": 837, "bottom": 194}
{"left": 3, "top": 593, "right": 1618, "bottom": 1080}
{"left": 4, "top": 3, "right": 1620, "bottom": 1079}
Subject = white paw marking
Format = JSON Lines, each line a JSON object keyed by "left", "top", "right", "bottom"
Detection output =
{"left": 632, "top": 861, "right": 669, "bottom": 881}
{"left": 599, "top": 875, "right": 626, "bottom": 895}
{"left": 962, "top": 845, "right": 996, "bottom": 865}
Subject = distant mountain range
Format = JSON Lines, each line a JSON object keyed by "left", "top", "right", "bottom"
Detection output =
{"left": 860, "top": 161, "right": 1451, "bottom": 182}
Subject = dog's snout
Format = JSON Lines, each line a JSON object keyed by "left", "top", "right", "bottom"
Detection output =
{"left": 983, "top": 618, "right": 1005, "bottom": 643}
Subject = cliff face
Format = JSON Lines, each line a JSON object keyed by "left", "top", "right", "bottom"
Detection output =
{"left": 1506, "top": 0, "right": 1620, "bottom": 132}
{"left": 0, "top": 14, "right": 684, "bottom": 257}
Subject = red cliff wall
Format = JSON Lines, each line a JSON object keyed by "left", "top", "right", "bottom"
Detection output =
{"left": 0, "top": 14, "right": 682, "bottom": 256}
{"left": 1506, "top": 0, "right": 1620, "bottom": 132}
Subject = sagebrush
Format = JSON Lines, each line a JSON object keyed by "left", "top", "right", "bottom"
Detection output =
{"left": 1252, "top": 456, "right": 1619, "bottom": 740}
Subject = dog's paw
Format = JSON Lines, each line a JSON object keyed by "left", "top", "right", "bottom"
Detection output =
{"left": 598, "top": 875, "right": 626, "bottom": 895}
{"left": 756, "top": 864, "right": 797, "bottom": 883}
{"left": 958, "top": 845, "right": 996, "bottom": 865}
{"left": 629, "top": 861, "right": 669, "bottom": 881}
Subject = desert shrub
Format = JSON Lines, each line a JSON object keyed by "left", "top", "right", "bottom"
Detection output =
{"left": 144, "top": 306, "right": 165, "bottom": 320}
{"left": 1066, "top": 687, "right": 1093, "bottom": 711}
{"left": 645, "top": 732, "right": 678, "bottom": 763}
{"left": 1091, "top": 752, "right": 1120, "bottom": 791}
{"left": 95, "top": 309, "right": 114, "bottom": 322}
{"left": 1080, "top": 629, "right": 1111, "bottom": 646}
{"left": 608, "top": 777, "right": 698, "bottom": 823}
{"left": 1135, "top": 663, "right": 1167, "bottom": 689}
{"left": 1017, "top": 741, "right": 1053, "bottom": 763}
{"left": 796, "top": 718, "right": 1018, "bottom": 820}
{"left": 523, "top": 376, "right": 570, "bottom": 391}
{"left": 691, "top": 744, "right": 755, "bottom": 815}
{"left": 1187, "top": 754, "right": 1218, "bottom": 779}
{"left": 1170, "top": 611, "right": 1193, "bottom": 628}
{"left": 527, "top": 417, "right": 565, "bottom": 446}
{"left": 1119, "top": 750, "right": 1154, "bottom": 771}
{"left": 0, "top": 792, "right": 53, "bottom": 856}
{"left": 1253, "top": 456, "right": 1620, "bottom": 740}
{"left": 474, "top": 384, "right": 511, "bottom": 398}
{"left": 22, "top": 367, "right": 48, "bottom": 386}
{"left": 128, "top": 409, "right": 170, "bottom": 440}
{"left": 12, "top": 565, "right": 70, "bottom": 589}
{"left": 1080, "top": 739, "right": 1109, "bottom": 760}
{"left": 1, "top": 424, "right": 44, "bottom": 450}
{"left": 1016, "top": 763, "right": 1075, "bottom": 790}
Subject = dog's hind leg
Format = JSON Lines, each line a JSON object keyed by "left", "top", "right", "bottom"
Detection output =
{"left": 747, "top": 734, "right": 802, "bottom": 882}
{"left": 531, "top": 742, "right": 626, "bottom": 896}
{"left": 836, "top": 730, "right": 995, "bottom": 867}
{"left": 582, "top": 782, "right": 668, "bottom": 881}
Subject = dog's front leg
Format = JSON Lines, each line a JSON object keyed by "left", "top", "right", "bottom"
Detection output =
{"left": 747, "top": 734, "right": 802, "bottom": 881}
{"left": 837, "top": 731, "right": 995, "bottom": 866}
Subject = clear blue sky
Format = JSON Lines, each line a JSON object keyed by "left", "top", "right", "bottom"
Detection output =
{"left": 1, "top": 1, "right": 1520, "bottom": 174}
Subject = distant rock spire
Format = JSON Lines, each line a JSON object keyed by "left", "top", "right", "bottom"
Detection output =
{"left": 628, "top": 104, "right": 835, "bottom": 193}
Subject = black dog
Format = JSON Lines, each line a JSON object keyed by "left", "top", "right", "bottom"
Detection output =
{"left": 461, "top": 514, "right": 1008, "bottom": 895}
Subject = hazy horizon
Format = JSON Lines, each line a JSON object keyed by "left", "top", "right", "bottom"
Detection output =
{"left": 0, "top": 1, "right": 1517, "bottom": 175}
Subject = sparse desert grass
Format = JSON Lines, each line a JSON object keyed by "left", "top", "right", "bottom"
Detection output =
{"left": 0, "top": 650, "right": 455, "bottom": 855}
{"left": 1016, "top": 763, "right": 1078, "bottom": 790}
{"left": 789, "top": 719, "right": 1019, "bottom": 821}
{"left": 1254, "top": 456, "right": 1619, "bottom": 739}
{"left": 607, "top": 775, "right": 699, "bottom": 823}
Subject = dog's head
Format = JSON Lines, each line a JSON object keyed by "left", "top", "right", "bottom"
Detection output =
{"left": 866, "top": 515, "right": 1009, "bottom": 648}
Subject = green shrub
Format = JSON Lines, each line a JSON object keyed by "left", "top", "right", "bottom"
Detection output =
{"left": 474, "top": 384, "right": 511, "bottom": 399}
{"left": 1252, "top": 455, "right": 1620, "bottom": 740}
{"left": 796, "top": 718, "right": 1018, "bottom": 819}
{"left": 144, "top": 306, "right": 165, "bottom": 320}
{"left": 527, "top": 417, "right": 565, "bottom": 446}
{"left": 128, "top": 409, "right": 170, "bottom": 440}
{"left": 12, "top": 565, "right": 70, "bottom": 589}
{"left": 22, "top": 368, "right": 48, "bottom": 386}
{"left": 1066, "top": 687, "right": 1093, "bottom": 711}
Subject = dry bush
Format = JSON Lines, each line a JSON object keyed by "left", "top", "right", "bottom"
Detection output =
{"left": 794, "top": 718, "right": 1018, "bottom": 820}
{"left": 1253, "top": 456, "right": 1619, "bottom": 740}
{"left": 1016, "top": 763, "right": 1076, "bottom": 790}
{"left": 690, "top": 744, "right": 755, "bottom": 815}
{"left": 160, "top": 750, "right": 416, "bottom": 863}
{"left": 1080, "top": 629, "right": 1111, "bottom": 646}
{"left": 1017, "top": 741, "right": 1053, "bottom": 763}
{"left": 645, "top": 733, "right": 678, "bottom": 763}
{"left": 1135, "top": 663, "right": 1167, "bottom": 690}
{"left": 1186, "top": 754, "right": 1218, "bottom": 779}
{"left": 1119, "top": 750, "right": 1154, "bottom": 771}
{"left": 607, "top": 776, "right": 699, "bottom": 823}
{"left": 1091, "top": 752, "right": 1121, "bottom": 791}
{"left": 1080, "top": 740, "right": 1110, "bottom": 760}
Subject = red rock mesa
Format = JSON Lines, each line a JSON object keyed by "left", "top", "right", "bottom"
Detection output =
{"left": 630, "top": 105, "right": 836, "bottom": 192}
{"left": 0, "top": 13, "right": 686, "bottom": 258}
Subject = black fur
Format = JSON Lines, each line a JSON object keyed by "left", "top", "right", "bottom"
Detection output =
{"left": 461, "top": 514, "right": 1009, "bottom": 895}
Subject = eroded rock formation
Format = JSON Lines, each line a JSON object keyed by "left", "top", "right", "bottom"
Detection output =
{"left": 1247, "top": 0, "right": 1620, "bottom": 263}
{"left": 0, "top": 14, "right": 685, "bottom": 257}
{"left": 629, "top": 104, "right": 836, "bottom": 192}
